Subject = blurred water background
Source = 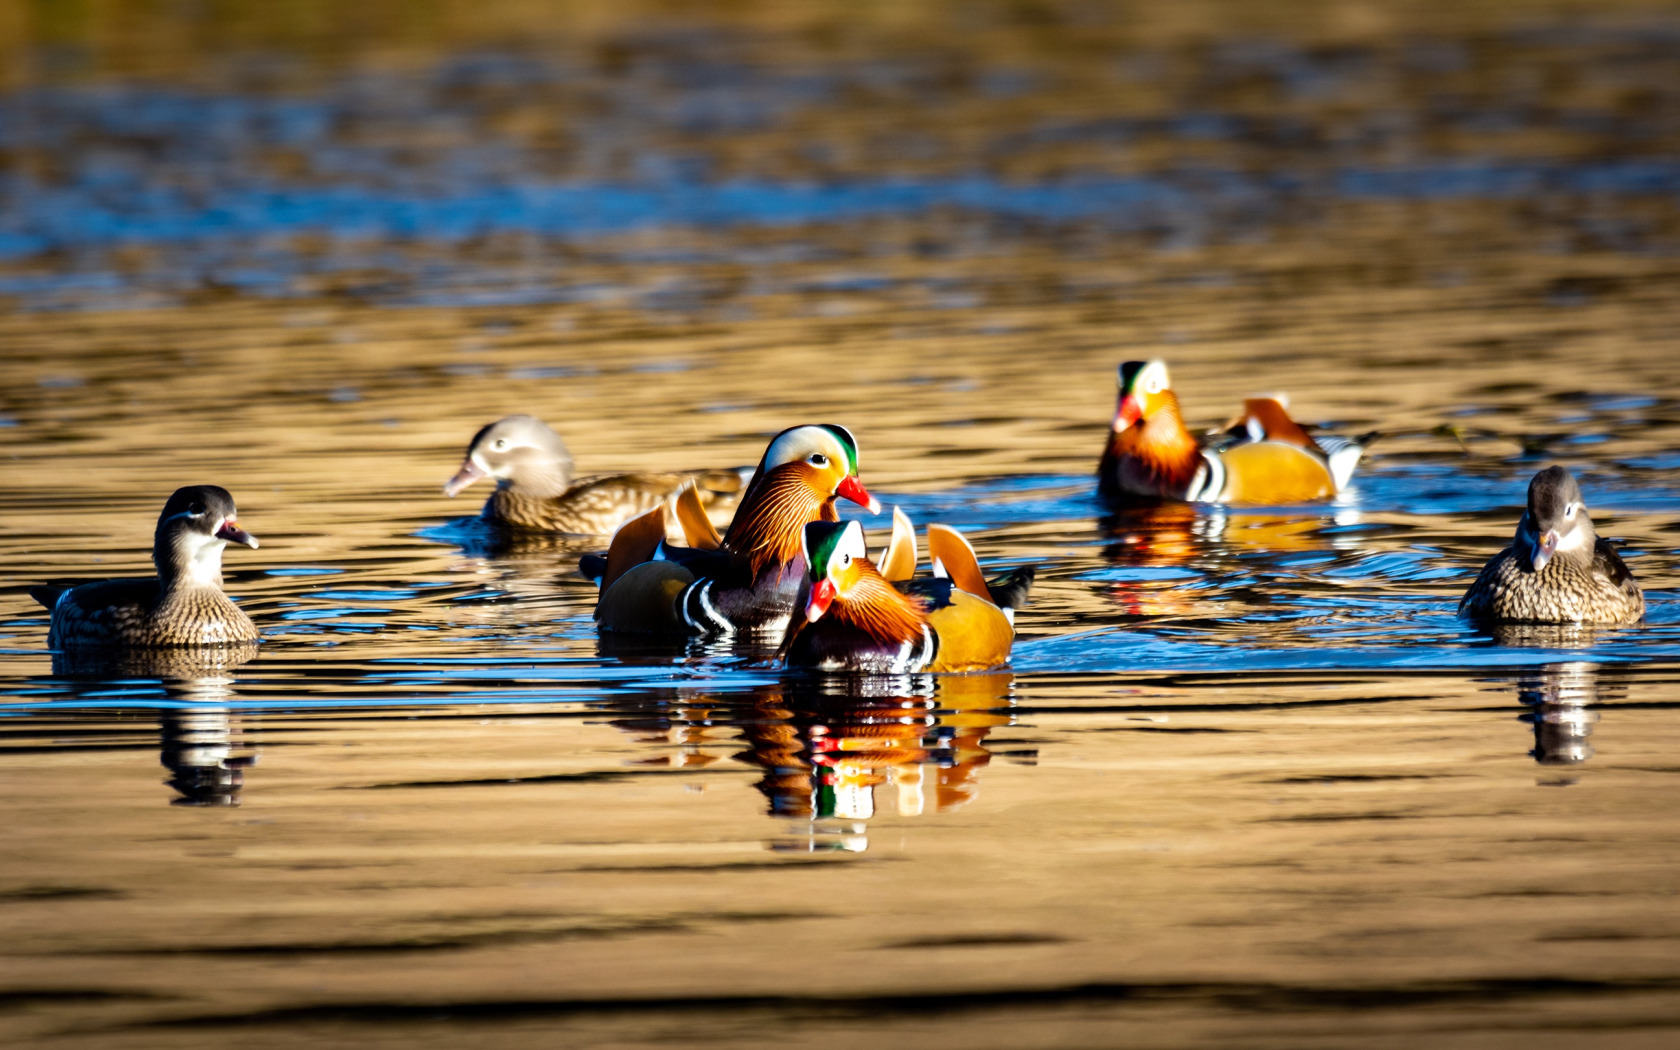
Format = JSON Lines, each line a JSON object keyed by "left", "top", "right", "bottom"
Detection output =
{"left": 3, "top": 1, "right": 1680, "bottom": 1046}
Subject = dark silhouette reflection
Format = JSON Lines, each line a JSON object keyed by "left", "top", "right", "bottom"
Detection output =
{"left": 742, "top": 673, "right": 1015, "bottom": 852}
{"left": 1517, "top": 661, "right": 1622, "bottom": 770}
{"left": 160, "top": 700, "right": 256, "bottom": 806}
{"left": 51, "top": 644, "right": 259, "bottom": 806}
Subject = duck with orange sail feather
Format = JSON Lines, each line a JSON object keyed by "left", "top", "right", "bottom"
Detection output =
{"left": 1097, "top": 359, "right": 1372, "bottom": 505}
{"left": 590, "top": 424, "right": 880, "bottom": 635}
{"left": 780, "top": 511, "right": 1034, "bottom": 674}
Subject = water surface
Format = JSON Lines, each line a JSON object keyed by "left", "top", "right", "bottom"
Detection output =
{"left": 3, "top": 3, "right": 1680, "bottom": 1046}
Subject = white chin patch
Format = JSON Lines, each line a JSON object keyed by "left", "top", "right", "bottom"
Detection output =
{"left": 1554, "top": 526, "right": 1590, "bottom": 554}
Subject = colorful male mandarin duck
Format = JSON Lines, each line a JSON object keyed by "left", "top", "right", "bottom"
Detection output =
{"left": 445, "top": 414, "right": 747, "bottom": 535}
{"left": 31, "top": 485, "right": 261, "bottom": 649}
{"left": 1097, "top": 359, "right": 1370, "bottom": 505}
{"left": 592, "top": 424, "right": 880, "bottom": 635}
{"left": 779, "top": 513, "right": 1034, "bottom": 673}
{"left": 1459, "top": 466, "right": 1644, "bottom": 625}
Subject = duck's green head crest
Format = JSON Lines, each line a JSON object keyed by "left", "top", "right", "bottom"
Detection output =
{"left": 801, "top": 520, "right": 863, "bottom": 582}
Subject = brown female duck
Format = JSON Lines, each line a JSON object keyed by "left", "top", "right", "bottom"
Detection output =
{"left": 1460, "top": 465, "right": 1644, "bottom": 625}
{"left": 445, "top": 414, "right": 745, "bottom": 535}
{"left": 31, "top": 485, "right": 261, "bottom": 649}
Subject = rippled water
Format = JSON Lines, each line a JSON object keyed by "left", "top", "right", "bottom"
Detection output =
{"left": 4, "top": 3, "right": 1680, "bottom": 1047}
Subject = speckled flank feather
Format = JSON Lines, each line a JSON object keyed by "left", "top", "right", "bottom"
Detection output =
{"left": 44, "top": 579, "right": 258, "bottom": 648}
{"left": 486, "top": 471, "right": 741, "bottom": 535}
{"left": 1460, "top": 538, "right": 1644, "bottom": 625}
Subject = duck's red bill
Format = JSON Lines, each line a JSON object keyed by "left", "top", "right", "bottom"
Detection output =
{"left": 836, "top": 476, "right": 881, "bottom": 515}
{"left": 805, "top": 579, "right": 837, "bottom": 622}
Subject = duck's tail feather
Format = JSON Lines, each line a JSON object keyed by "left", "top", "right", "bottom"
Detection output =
{"left": 29, "top": 585, "right": 66, "bottom": 611}
{"left": 984, "top": 566, "right": 1036, "bottom": 625}
{"left": 1320, "top": 430, "right": 1379, "bottom": 490}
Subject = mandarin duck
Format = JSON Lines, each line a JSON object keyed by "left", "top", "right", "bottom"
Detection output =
{"left": 779, "top": 512, "right": 1034, "bottom": 674}
{"left": 1097, "top": 359, "right": 1370, "bottom": 505}
{"left": 591, "top": 424, "right": 880, "bottom": 635}
{"left": 1459, "top": 466, "right": 1644, "bottom": 625}
{"left": 445, "top": 414, "right": 748, "bottom": 535}
{"left": 31, "top": 486, "right": 261, "bottom": 649}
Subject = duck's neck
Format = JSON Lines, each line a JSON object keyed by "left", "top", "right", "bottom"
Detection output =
{"left": 155, "top": 536, "right": 226, "bottom": 591}
{"left": 503, "top": 458, "right": 573, "bottom": 499}
{"left": 724, "top": 465, "right": 835, "bottom": 578}
{"left": 1108, "top": 391, "right": 1202, "bottom": 489}
{"left": 829, "top": 564, "right": 928, "bottom": 645}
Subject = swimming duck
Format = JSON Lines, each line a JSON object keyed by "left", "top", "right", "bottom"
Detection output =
{"left": 445, "top": 414, "right": 746, "bottom": 535}
{"left": 31, "top": 485, "right": 261, "bottom": 649}
{"left": 1459, "top": 466, "right": 1644, "bottom": 625}
{"left": 1097, "top": 359, "right": 1370, "bottom": 505}
{"left": 779, "top": 516, "right": 1034, "bottom": 673}
{"left": 593, "top": 424, "right": 881, "bottom": 635}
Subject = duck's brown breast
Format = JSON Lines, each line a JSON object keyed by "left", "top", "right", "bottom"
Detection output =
{"left": 48, "top": 580, "right": 258, "bottom": 649}
{"left": 1460, "top": 548, "right": 1645, "bottom": 625}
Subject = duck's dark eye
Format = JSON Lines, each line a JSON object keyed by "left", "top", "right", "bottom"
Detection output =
{"left": 840, "top": 553, "right": 851, "bottom": 567}
{"left": 188, "top": 501, "right": 206, "bottom": 515}
{"left": 492, "top": 439, "right": 508, "bottom": 451}
{"left": 808, "top": 453, "right": 829, "bottom": 467}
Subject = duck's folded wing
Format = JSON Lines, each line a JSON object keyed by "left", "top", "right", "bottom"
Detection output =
{"left": 926, "top": 590, "right": 1015, "bottom": 672}
{"left": 1593, "top": 538, "right": 1644, "bottom": 600}
{"left": 1213, "top": 441, "right": 1337, "bottom": 504}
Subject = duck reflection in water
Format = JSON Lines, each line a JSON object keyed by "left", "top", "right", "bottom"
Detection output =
{"left": 53, "top": 644, "right": 259, "bottom": 806}
{"left": 1484, "top": 624, "right": 1628, "bottom": 777}
{"left": 1098, "top": 502, "right": 1361, "bottom": 618}
{"left": 742, "top": 673, "right": 1015, "bottom": 853}
{"left": 1516, "top": 660, "right": 1622, "bottom": 774}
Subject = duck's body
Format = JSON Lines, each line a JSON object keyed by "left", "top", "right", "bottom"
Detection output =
{"left": 1460, "top": 466, "right": 1644, "bottom": 625}
{"left": 1097, "top": 361, "right": 1370, "bottom": 506}
{"left": 781, "top": 519, "right": 1033, "bottom": 674}
{"left": 446, "top": 415, "right": 745, "bottom": 535}
{"left": 592, "top": 424, "right": 880, "bottom": 636}
{"left": 32, "top": 486, "right": 261, "bottom": 650}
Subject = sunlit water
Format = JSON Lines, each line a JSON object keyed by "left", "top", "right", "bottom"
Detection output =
{"left": 4, "top": 4, "right": 1680, "bottom": 1047}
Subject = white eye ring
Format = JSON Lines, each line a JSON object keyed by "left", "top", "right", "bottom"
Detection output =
{"left": 1564, "top": 502, "right": 1579, "bottom": 519}
{"left": 808, "top": 453, "right": 829, "bottom": 467}
{"left": 1144, "top": 376, "right": 1163, "bottom": 394}
{"left": 840, "top": 553, "right": 851, "bottom": 567}
{"left": 492, "top": 438, "right": 508, "bottom": 451}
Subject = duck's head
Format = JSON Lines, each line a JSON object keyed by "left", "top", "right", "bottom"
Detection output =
{"left": 750, "top": 423, "right": 879, "bottom": 513}
{"left": 1521, "top": 465, "right": 1596, "bottom": 572}
{"left": 444, "top": 415, "right": 575, "bottom": 497}
{"left": 801, "top": 520, "right": 868, "bottom": 621}
{"left": 154, "top": 485, "right": 258, "bottom": 585}
{"left": 1112, "top": 359, "right": 1175, "bottom": 432}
